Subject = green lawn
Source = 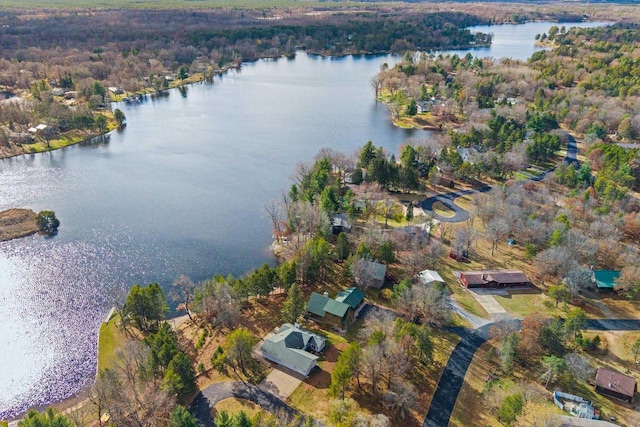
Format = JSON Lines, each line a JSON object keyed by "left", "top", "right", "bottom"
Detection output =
{"left": 97, "top": 312, "right": 128, "bottom": 371}
{"left": 494, "top": 292, "right": 565, "bottom": 318}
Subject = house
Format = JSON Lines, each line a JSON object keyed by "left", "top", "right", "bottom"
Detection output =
{"left": 417, "top": 100, "right": 433, "bottom": 114}
{"left": 108, "top": 86, "right": 124, "bottom": 95}
{"left": 594, "top": 368, "right": 636, "bottom": 403}
{"left": 307, "top": 287, "right": 365, "bottom": 331}
{"left": 456, "top": 147, "right": 478, "bottom": 164}
{"left": 260, "top": 323, "right": 327, "bottom": 376}
{"left": 50, "top": 88, "right": 65, "bottom": 96}
{"left": 353, "top": 259, "right": 387, "bottom": 289}
{"left": 419, "top": 269, "right": 445, "bottom": 287}
{"left": 592, "top": 270, "right": 620, "bottom": 291}
{"left": 460, "top": 270, "right": 530, "bottom": 289}
{"left": 28, "top": 124, "right": 51, "bottom": 135}
{"left": 332, "top": 213, "right": 352, "bottom": 234}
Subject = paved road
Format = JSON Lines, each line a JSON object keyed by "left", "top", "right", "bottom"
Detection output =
{"left": 421, "top": 131, "right": 576, "bottom": 223}
{"left": 564, "top": 132, "right": 580, "bottom": 166}
{"left": 420, "top": 186, "right": 491, "bottom": 222}
{"left": 422, "top": 318, "right": 640, "bottom": 427}
{"left": 191, "top": 381, "right": 307, "bottom": 427}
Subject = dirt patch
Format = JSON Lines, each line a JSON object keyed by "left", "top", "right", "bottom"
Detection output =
{"left": 0, "top": 208, "right": 39, "bottom": 242}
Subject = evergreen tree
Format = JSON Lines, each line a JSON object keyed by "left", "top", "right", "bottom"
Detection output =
{"left": 282, "top": 283, "right": 304, "bottom": 324}
{"left": 169, "top": 406, "right": 199, "bottom": 427}
{"left": 18, "top": 408, "right": 71, "bottom": 427}
{"left": 164, "top": 351, "right": 196, "bottom": 403}
{"left": 335, "top": 232, "right": 351, "bottom": 261}
{"left": 405, "top": 201, "right": 414, "bottom": 221}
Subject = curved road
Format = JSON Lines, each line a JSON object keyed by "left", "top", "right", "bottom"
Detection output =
{"left": 191, "top": 381, "right": 309, "bottom": 427}
{"left": 421, "top": 132, "right": 579, "bottom": 223}
{"left": 422, "top": 318, "right": 640, "bottom": 427}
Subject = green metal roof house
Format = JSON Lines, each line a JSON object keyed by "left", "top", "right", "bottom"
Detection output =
{"left": 592, "top": 270, "right": 620, "bottom": 290}
{"left": 260, "top": 324, "right": 327, "bottom": 376}
{"left": 307, "top": 288, "right": 365, "bottom": 331}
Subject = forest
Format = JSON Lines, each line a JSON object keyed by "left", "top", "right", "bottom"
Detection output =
{"left": 4, "top": 2, "right": 640, "bottom": 427}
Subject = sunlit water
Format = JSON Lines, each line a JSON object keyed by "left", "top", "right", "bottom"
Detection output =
{"left": 0, "top": 21, "right": 609, "bottom": 418}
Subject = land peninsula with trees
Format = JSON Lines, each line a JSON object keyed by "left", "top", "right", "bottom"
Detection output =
{"left": 4, "top": 2, "right": 640, "bottom": 427}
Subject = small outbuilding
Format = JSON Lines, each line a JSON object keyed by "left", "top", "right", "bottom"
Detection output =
{"left": 460, "top": 270, "right": 530, "bottom": 289}
{"left": 592, "top": 270, "right": 620, "bottom": 291}
{"left": 594, "top": 367, "right": 636, "bottom": 403}
{"left": 418, "top": 269, "right": 445, "bottom": 287}
{"left": 332, "top": 213, "right": 352, "bottom": 234}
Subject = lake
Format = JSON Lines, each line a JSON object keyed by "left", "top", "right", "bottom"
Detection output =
{"left": 0, "top": 20, "right": 609, "bottom": 418}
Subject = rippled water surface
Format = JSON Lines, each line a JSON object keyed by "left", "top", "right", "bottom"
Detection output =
{"left": 0, "top": 21, "right": 609, "bottom": 418}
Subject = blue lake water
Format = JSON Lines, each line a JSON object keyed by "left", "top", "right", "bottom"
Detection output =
{"left": 0, "top": 20, "right": 609, "bottom": 418}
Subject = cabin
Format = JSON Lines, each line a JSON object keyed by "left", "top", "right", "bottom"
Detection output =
{"left": 260, "top": 324, "right": 327, "bottom": 376}
{"left": 594, "top": 368, "right": 636, "bottom": 403}
{"left": 417, "top": 100, "right": 433, "bottom": 114}
{"left": 418, "top": 269, "right": 445, "bottom": 287}
{"left": 460, "top": 270, "right": 530, "bottom": 289}
{"left": 353, "top": 259, "right": 387, "bottom": 289}
{"left": 332, "top": 213, "right": 352, "bottom": 234}
{"left": 592, "top": 270, "right": 620, "bottom": 292}
{"left": 456, "top": 147, "right": 479, "bottom": 164}
{"left": 307, "top": 287, "right": 365, "bottom": 331}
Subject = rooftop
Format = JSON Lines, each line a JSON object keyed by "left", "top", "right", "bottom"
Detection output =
{"left": 592, "top": 270, "right": 620, "bottom": 289}
{"left": 595, "top": 367, "right": 636, "bottom": 398}
{"left": 461, "top": 270, "right": 529, "bottom": 286}
{"left": 260, "top": 324, "right": 327, "bottom": 375}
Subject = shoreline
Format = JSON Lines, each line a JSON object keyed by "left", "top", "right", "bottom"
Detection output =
{"left": 0, "top": 41, "right": 489, "bottom": 162}
{"left": 0, "top": 209, "right": 39, "bottom": 242}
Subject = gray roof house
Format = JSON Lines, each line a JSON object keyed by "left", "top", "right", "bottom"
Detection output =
{"left": 260, "top": 324, "right": 327, "bottom": 376}
{"left": 355, "top": 259, "right": 387, "bottom": 289}
{"left": 418, "top": 269, "right": 445, "bottom": 286}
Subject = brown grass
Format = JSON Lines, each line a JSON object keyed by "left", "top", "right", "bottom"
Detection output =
{"left": 0, "top": 208, "right": 39, "bottom": 241}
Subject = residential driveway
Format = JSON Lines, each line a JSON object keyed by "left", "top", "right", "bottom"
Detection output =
{"left": 260, "top": 367, "right": 303, "bottom": 400}
{"left": 191, "top": 381, "right": 310, "bottom": 427}
{"left": 467, "top": 289, "right": 510, "bottom": 319}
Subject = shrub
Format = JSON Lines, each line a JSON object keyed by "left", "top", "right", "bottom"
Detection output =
{"left": 498, "top": 393, "right": 524, "bottom": 426}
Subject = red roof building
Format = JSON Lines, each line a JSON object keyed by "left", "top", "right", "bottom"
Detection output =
{"left": 459, "top": 270, "right": 530, "bottom": 289}
{"left": 595, "top": 368, "right": 636, "bottom": 403}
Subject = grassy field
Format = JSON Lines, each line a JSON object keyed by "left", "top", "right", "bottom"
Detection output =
{"left": 97, "top": 312, "right": 128, "bottom": 371}
{"left": 214, "top": 398, "right": 270, "bottom": 419}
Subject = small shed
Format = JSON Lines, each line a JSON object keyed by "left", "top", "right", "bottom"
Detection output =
{"left": 418, "top": 269, "right": 445, "bottom": 287}
{"left": 594, "top": 367, "right": 636, "bottom": 403}
{"left": 592, "top": 270, "right": 620, "bottom": 291}
{"left": 332, "top": 213, "right": 351, "bottom": 234}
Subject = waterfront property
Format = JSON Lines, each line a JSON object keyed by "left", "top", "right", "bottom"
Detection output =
{"left": 307, "top": 287, "right": 365, "bottom": 331}
{"left": 260, "top": 324, "right": 327, "bottom": 376}
{"left": 592, "top": 270, "right": 621, "bottom": 291}
{"left": 459, "top": 270, "right": 530, "bottom": 289}
{"left": 594, "top": 368, "right": 636, "bottom": 403}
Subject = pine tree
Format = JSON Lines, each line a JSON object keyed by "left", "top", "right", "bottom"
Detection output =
{"left": 282, "top": 282, "right": 304, "bottom": 324}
